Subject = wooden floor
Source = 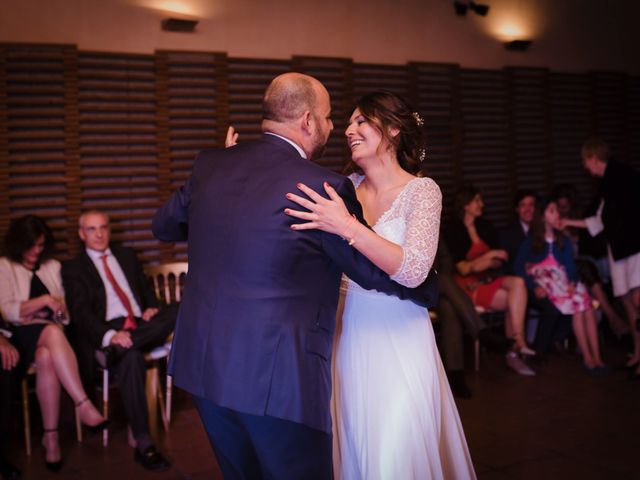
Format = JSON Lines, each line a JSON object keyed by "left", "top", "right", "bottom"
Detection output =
{"left": 7, "top": 337, "right": 639, "bottom": 479}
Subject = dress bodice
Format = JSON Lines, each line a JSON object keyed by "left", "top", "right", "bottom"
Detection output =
{"left": 344, "top": 173, "right": 442, "bottom": 293}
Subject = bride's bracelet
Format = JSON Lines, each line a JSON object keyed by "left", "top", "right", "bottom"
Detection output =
{"left": 343, "top": 214, "right": 358, "bottom": 246}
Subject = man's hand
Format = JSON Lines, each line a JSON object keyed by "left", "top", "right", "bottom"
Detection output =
{"left": 110, "top": 330, "right": 133, "bottom": 349}
{"left": 225, "top": 126, "right": 239, "bottom": 148}
{"left": 141, "top": 308, "right": 159, "bottom": 322}
{"left": 0, "top": 336, "right": 19, "bottom": 371}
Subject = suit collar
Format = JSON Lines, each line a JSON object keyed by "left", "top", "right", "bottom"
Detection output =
{"left": 260, "top": 133, "right": 307, "bottom": 159}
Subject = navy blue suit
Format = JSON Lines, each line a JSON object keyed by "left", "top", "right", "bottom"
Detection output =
{"left": 152, "top": 134, "right": 435, "bottom": 478}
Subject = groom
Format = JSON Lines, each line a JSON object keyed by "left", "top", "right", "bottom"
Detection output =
{"left": 152, "top": 72, "right": 436, "bottom": 479}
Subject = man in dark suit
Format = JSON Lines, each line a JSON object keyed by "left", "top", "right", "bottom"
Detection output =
{"left": 61, "top": 210, "right": 176, "bottom": 471}
{"left": 152, "top": 72, "right": 435, "bottom": 479}
{"left": 500, "top": 189, "right": 537, "bottom": 275}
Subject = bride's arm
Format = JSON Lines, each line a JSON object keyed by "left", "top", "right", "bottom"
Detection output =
{"left": 285, "top": 179, "right": 441, "bottom": 287}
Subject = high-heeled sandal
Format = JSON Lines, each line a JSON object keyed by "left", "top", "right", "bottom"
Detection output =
{"left": 75, "top": 397, "right": 110, "bottom": 433}
{"left": 42, "top": 429, "right": 62, "bottom": 472}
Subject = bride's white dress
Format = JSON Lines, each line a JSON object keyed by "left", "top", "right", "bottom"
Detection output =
{"left": 332, "top": 175, "right": 476, "bottom": 480}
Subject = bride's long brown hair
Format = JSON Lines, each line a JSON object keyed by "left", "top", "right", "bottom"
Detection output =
{"left": 343, "top": 91, "right": 427, "bottom": 177}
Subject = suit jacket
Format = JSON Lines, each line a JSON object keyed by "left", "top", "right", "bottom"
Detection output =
{"left": 500, "top": 221, "right": 528, "bottom": 275}
{"left": 152, "top": 134, "right": 436, "bottom": 433}
{"left": 61, "top": 245, "right": 159, "bottom": 350}
{"left": 600, "top": 159, "right": 640, "bottom": 260}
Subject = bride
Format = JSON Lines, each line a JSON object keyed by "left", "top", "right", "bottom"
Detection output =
{"left": 284, "top": 91, "right": 476, "bottom": 480}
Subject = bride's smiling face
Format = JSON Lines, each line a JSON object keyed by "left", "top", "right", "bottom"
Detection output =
{"left": 345, "top": 108, "right": 386, "bottom": 164}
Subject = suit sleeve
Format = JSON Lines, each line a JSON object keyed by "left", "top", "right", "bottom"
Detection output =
{"left": 152, "top": 176, "right": 192, "bottom": 242}
{"left": 514, "top": 238, "right": 536, "bottom": 292}
{"left": 321, "top": 178, "right": 437, "bottom": 308}
{"left": 61, "top": 261, "right": 110, "bottom": 349}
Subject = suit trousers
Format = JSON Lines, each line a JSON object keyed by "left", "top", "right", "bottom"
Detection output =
{"left": 193, "top": 395, "right": 332, "bottom": 480}
{"left": 108, "top": 304, "right": 176, "bottom": 439}
{"left": 437, "top": 273, "right": 487, "bottom": 371}
{"left": 0, "top": 366, "right": 17, "bottom": 446}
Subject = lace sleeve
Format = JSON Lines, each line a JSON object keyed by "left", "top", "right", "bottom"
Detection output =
{"left": 390, "top": 178, "right": 442, "bottom": 288}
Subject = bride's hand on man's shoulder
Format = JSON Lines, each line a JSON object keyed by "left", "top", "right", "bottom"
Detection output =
{"left": 225, "top": 126, "right": 239, "bottom": 148}
{"left": 284, "top": 182, "right": 354, "bottom": 237}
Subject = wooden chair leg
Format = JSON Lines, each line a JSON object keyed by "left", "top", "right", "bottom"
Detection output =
{"left": 166, "top": 375, "right": 173, "bottom": 427}
{"left": 146, "top": 365, "right": 160, "bottom": 441}
{"left": 21, "top": 377, "right": 31, "bottom": 456}
{"left": 102, "top": 368, "right": 109, "bottom": 447}
{"left": 474, "top": 339, "right": 480, "bottom": 372}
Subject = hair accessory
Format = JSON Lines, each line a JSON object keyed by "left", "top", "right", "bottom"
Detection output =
{"left": 412, "top": 112, "right": 424, "bottom": 127}
{"left": 417, "top": 147, "right": 427, "bottom": 163}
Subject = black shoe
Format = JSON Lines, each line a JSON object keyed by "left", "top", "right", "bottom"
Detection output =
{"left": 134, "top": 446, "right": 171, "bottom": 471}
{"left": 42, "top": 429, "right": 62, "bottom": 473}
{"left": 447, "top": 370, "right": 472, "bottom": 399}
{"left": 0, "top": 455, "right": 21, "bottom": 479}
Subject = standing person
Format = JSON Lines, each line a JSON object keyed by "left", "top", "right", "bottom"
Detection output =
{"left": 61, "top": 210, "right": 176, "bottom": 471}
{"left": 284, "top": 91, "right": 475, "bottom": 479}
{"left": 515, "top": 198, "right": 607, "bottom": 373}
{"left": 445, "top": 185, "right": 536, "bottom": 376}
{"left": 0, "top": 215, "right": 107, "bottom": 472}
{"left": 152, "top": 74, "right": 435, "bottom": 480}
{"left": 560, "top": 137, "right": 640, "bottom": 377}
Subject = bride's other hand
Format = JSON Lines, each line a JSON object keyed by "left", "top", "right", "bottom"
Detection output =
{"left": 225, "top": 126, "right": 239, "bottom": 148}
{"left": 285, "top": 182, "right": 356, "bottom": 237}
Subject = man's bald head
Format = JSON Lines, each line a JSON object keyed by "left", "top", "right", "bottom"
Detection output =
{"left": 263, "top": 73, "right": 321, "bottom": 123}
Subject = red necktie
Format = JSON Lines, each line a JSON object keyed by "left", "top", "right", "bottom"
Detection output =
{"left": 101, "top": 255, "right": 137, "bottom": 330}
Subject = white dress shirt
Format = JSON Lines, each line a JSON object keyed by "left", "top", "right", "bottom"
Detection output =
{"left": 86, "top": 248, "right": 142, "bottom": 346}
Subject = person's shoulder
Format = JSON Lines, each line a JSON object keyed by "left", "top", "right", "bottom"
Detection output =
{"left": 61, "top": 251, "right": 89, "bottom": 271}
{"left": 408, "top": 176, "right": 441, "bottom": 197}
{"left": 41, "top": 258, "right": 61, "bottom": 270}
{"left": 0, "top": 257, "right": 11, "bottom": 271}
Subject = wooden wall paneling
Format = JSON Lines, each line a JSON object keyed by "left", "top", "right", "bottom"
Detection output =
{"left": 62, "top": 45, "right": 81, "bottom": 257}
{"left": 227, "top": 57, "right": 291, "bottom": 142}
{"left": 1, "top": 44, "right": 73, "bottom": 255}
{"left": 409, "top": 62, "right": 461, "bottom": 222}
{"left": 505, "top": 67, "right": 551, "bottom": 204}
{"left": 458, "top": 68, "right": 510, "bottom": 228}
{"left": 627, "top": 76, "right": 640, "bottom": 169}
{"left": 77, "top": 51, "right": 161, "bottom": 263}
{"left": 549, "top": 73, "right": 593, "bottom": 209}
{"left": 589, "top": 72, "right": 627, "bottom": 163}
{"left": 155, "top": 51, "right": 229, "bottom": 262}
{"left": 352, "top": 62, "right": 409, "bottom": 99}
{"left": 292, "top": 56, "right": 354, "bottom": 172}
{"left": 0, "top": 46, "right": 9, "bottom": 238}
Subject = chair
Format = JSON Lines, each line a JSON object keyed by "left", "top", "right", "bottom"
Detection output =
{"left": 144, "top": 262, "right": 188, "bottom": 426}
{"left": 97, "top": 262, "right": 187, "bottom": 446}
{"left": 21, "top": 364, "right": 82, "bottom": 455}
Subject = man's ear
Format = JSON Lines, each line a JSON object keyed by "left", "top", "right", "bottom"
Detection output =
{"left": 301, "top": 110, "right": 313, "bottom": 135}
{"left": 78, "top": 228, "right": 85, "bottom": 242}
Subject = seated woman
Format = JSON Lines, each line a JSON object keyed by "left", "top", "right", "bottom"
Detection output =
{"left": 0, "top": 215, "right": 107, "bottom": 471}
{"left": 445, "top": 184, "right": 535, "bottom": 376}
{"left": 515, "top": 198, "right": 607, "bottom": 374}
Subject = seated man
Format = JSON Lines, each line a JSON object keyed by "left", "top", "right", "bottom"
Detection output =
{"left": 500, "top": 189, "right": 537, "bottom": 275}
{"left": 0, "top": 326, "right": 21, "bottom": 480}
{"left": 61, "top": 210, "right": 176, "bottom": 472}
